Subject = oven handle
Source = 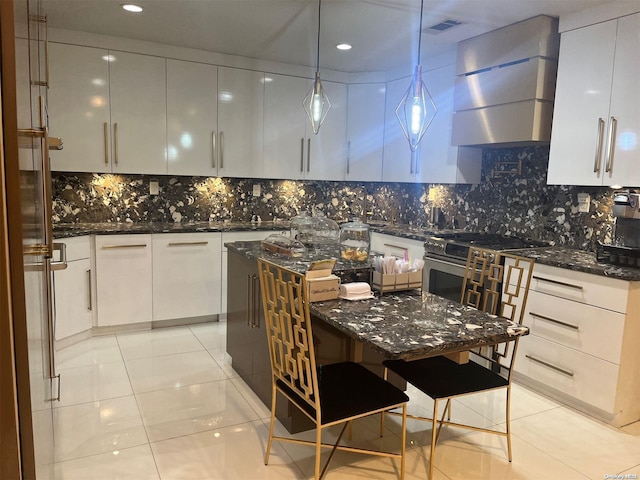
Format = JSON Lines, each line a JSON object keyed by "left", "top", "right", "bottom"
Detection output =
{"left": 423, "top": 255, "right": 467, "bottom": 274}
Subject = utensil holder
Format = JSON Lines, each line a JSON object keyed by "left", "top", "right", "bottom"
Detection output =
{"left": 371, "top": 270, "right": 422, "bottom": 293}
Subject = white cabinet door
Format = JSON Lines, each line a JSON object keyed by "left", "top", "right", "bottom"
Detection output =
{"left": 346, "top": 83, "right": 385, "bottom": 182}
{"left": 263, "top": 73, "right": 308, "bottom": 180}
{"left": 306, "top": 80, "right": 347, "bottom": 181}
{"left": 53, "top": 237, "right": 93, "bottom": 340}
{"left": 152, "top": 233, "right": 222, "bottom": 321}
{"left": 166, "top": 59, "right": 218, "bottom": 176}
{"left": 264, "top": 74, "right": 346, "bottom": 180}
{"left": 48, "top": 43, "right": 111, "bottom": 173}
{"left": 217, "top": 67, "right": 265, "bottom": 178}
{"left": 383, "top": 67, "right": 481, "bottom": 184}
{"left": 95, "top": 235, "right": 152, "bottom": 327}
{"left": 606, "top": 13, "right": 640, "bottom": 187}
{"left": 547, "top": 16, "right": 640, "bottom": 187}
{"left": 382, "top": 76, "right": 416, "bottom": 183}
{"left": 109, "top": 52, "right": 167, "bottom": 174}
{"left": 547, "top": 20, "right": 617, "bottom": 185}
{"left": 417, "top": 64, "right": 481, "bottom": 184}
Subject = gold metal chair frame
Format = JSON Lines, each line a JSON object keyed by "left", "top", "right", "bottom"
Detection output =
{"left": 383, "top": 247, "right": 534, "bottom": 480}
{"left": 258, "top": 258, "right": 408, "bottom": 480}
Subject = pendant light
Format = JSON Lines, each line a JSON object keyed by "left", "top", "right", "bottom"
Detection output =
{"left": 395, "top": 0, "right": 436, "bottom": 152}
{"left": 303, "top": 0, "right": 330, "bottom": 135}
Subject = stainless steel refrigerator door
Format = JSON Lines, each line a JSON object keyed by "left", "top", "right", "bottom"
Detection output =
{"left": 15, "top": 0, "right": 59, "bottom": 475}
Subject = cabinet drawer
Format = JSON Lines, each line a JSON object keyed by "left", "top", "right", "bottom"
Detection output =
{"left": 529, "top": 263, "right": 628, "bottom": 313}
{"left": 59, "top": 235, "right": 91, "bottom": 261}
{"left": 516, "top": 335, "right": 618, "bottom": 413}
{"left": 370, "top": 232, "right": 424, "bottom": 260}
{"left": 524, "top": 290, "right": 625, "bottom": 364}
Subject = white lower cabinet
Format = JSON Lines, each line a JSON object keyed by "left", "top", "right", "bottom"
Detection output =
{"left": 514, "top": 262, "right": 640, "bottom": 426}
{"left": 152, "top": 233, "right": 222, "bottom": 321}
{"left": 95, "top": 234, "right": 153, "bottom": 327}
{"left": 53, "top": 236, "right": 93, "bottom": 341}
{"left": 370, "top": 232, "right": 424, "bottom": 261}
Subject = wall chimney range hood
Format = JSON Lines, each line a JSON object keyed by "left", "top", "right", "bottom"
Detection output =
{"left": 451, "top": 15, "right": 560, "bottom": 147}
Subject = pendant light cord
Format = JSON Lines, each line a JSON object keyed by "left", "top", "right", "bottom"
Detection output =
{"left": 316, "top": 0, "right": 322, "bottom": 71}
{"left": 417, "top": 0, "right": 424, "bottom": 64}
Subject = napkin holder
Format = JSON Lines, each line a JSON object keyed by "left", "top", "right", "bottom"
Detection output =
{"left": 306, "top": 259, "right": 340, "bottom": 302}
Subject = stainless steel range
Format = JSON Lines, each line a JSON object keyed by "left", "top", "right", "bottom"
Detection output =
{"left": 423, "top": 232, "right": 548, "bottom": 302}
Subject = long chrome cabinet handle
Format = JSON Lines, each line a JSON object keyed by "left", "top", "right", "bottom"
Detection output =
{"left": 212, "top": 131, "right": 217, "bottom": 168}
{"left": 103, "top": 122, "right": 109, "bottom": 165}
{"left": 307, "top": 138, "right": 311, "bottom": 173}
{"left": 532, "top": 275, "right": 583, "bottom": 290}
{"left": 219, "top": 131, "right": 225, "bottom": 168}
{"left": 29, "top": 14, "right": 49, "bottom": 87}
{"left": 247, "top": 275, "right": 253, "bottom": 326}
{"left": 605, "top": 116, "right": 617, "bottom": 173}
{"left": 101, "top": 244, "right": 147, "bottom": 249}
{"left": 525, "top": 354, "right": 574, "bottom": 377}
{"left": 529, "top": 312, "right": 579, "bottom": 330}
{"left": 593, "top": 117, "right": 605, "bottom": 173}
{"left": 113, "top": 123, "right": 119, "bottom": 165}
{"left": 300, "top": 138, "right": 304, "bottom": 172}
{"left": 168, "top": 241, "right": 209, "bottom": 247}
{"left": 252, "top": 274, "right": 259, "bottom": 328}
{"left": 44, "top": 260, "right": 56, "bottom": 383}
{"left": 87, "top": 269, "right": 92, "bottom": 311}
{"left": 346, "top": 141, "right": 351, "bottom": 175}
{"left": 384, "top": 243, "right": 409, "bottom": 252}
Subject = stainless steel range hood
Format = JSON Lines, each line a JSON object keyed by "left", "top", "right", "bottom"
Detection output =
{"left": 451, "top": 16, "right": 560, "bottom": 147}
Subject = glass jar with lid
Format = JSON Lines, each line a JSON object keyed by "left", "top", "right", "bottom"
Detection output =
{"left": 339, "top": 219, "right": 370, "bottom": 262}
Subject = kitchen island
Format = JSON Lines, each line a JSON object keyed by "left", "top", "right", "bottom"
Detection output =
{"left": 225, "top": 240, "right": 529, "bottom": 433}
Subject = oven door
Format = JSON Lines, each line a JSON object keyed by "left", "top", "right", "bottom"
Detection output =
{"left": 422, "top": 255, "right": 467, "bottom": 303}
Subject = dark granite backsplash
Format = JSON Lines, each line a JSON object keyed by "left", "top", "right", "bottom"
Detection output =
{"left": 51, "top": 146, "right": 616, "bottom": 251}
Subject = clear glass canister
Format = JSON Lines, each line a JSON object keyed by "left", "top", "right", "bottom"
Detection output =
{"left": 290, "top": 213, "right": 315, "bottom": 247}
{"left": 339, "top": 219, "right": 370, "bottom": 262}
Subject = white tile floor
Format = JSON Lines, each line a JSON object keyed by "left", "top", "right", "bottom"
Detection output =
{"left": 45, "top": 321, "right": 640, "bottom": 479}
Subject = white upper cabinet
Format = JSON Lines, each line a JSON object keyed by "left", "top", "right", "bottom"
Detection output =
{"left": 383, "top": 64, "right": 481, "bottom": 184}
{"left": 263, "top": 73, "right": 308, "bottom": 180}
{"left": 307, "top": 80, "right": 347, "bottom": 181}
{"left": 263, "top": 73, "right": 346, "bottom": 181}
{"left": 217, "top": 67, "right": 265, "bottom": 178}
{"left": 547, "top": 13, "right": 640, "bottom": 186}
{"left": 346, "top": 83, "right": 385, "bottom": 182}
{"left": 109, "top": 51, "right": 167, "bottom": 174}
{"left": 49, "top": 44, "right": 167, "bottom": 174}
{"left": 48, "top": 43, "right": 112, "bottom": 172}
{"left": 416, "top": 64, "right": 481, "bottom": 184}
{"left": 166, "top": 59, "right": 218, "bottom": 176}
{"left": 382, "top": 76, "right": 416, "bottom": 183}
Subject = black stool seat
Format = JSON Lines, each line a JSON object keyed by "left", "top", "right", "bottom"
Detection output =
{"left": 383, "top": 356, "right": 508, "bottom": 400}
{"left": 278, "top": 362, "right": 410, "bottom": 425}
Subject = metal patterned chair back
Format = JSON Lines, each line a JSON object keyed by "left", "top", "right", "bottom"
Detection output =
{"left": 460, "top": 247, "right": 535, "bottom": 371}
{"left": 257, "top": 259, "right": 320, "bottom": 414}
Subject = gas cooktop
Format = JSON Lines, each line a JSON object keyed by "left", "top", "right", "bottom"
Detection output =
{"left": 424, "top": 232, "right": 549, "bottom": 260}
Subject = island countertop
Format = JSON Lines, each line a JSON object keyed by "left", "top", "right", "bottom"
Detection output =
{"left": 310, "top": 292, "right": 529, "bottom": 361}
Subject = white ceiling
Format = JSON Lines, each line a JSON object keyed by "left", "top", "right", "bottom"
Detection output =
{"left": 42, "top": 0, "right": 623, "bottom": 73}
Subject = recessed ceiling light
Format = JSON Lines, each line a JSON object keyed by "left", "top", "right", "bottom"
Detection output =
{"left": 336, "top": 43, "right": 352, "bottom": 51}
{"left": 121, "top": 4, "right": 143, "bottom": 13}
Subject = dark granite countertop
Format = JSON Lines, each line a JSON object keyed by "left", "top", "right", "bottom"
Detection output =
{"left": 52, "top": 219, "right": 438, "bottom": 240}
{"left": 52, "top": 222, "right": 640, "bottom": 281}
{"left": 507, "top": 246, "right": 640, "bottom": 282}
{"left": 310, "top": 292, "right": 529, "bottom": 361}
{"left": 225, "top": 240, "right": 371, "bottom": 282}
{"left": 52, "top": 221, "right": 290, "bottom": 238}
